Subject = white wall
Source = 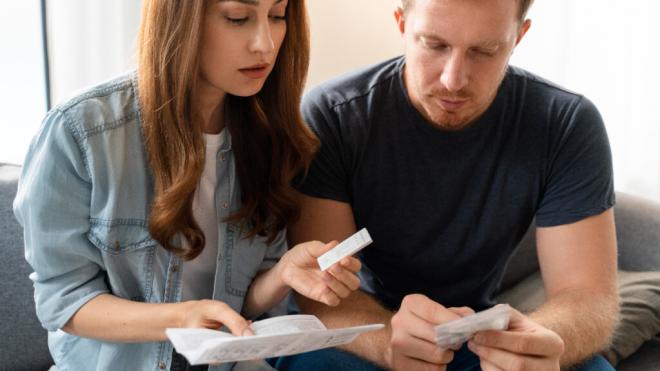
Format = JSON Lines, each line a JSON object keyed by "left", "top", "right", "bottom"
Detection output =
{"left": 0, "top": 1, "right": 48, "bottom": 165}
{"left": 47, "top": 0, "right": 142, "bottom": 105}
{"left": 306, "top": 0, "right": 402, "bottom": 88}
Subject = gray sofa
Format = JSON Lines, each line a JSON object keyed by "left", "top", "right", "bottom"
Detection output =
{"left": 1, "top": 163, "right": 53, "bottom": 370}
{"left": 1, "top": 162, "right": 659, "bottom": 370}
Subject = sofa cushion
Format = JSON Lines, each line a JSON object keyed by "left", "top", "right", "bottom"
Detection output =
{"left": 495, "top": 270, "right": 660, "bottom": 367}
{"left": 602, "top": 271, "right": 660, "bottom": 365}
{"left": 0, "top": 163, "right": 54, "bottom": 370}
{"left": 616, "top": 335, "right": 660, "bottom": 371}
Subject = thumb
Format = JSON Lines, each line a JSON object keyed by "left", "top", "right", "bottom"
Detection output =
{"left": 405, "top": 294, "right": 462, "bottom": 325}
{"left": 305, "top": 240, "right": 339, "bottom": 258}
{"left": 502, "top": 304, "right": 526, "bottom": 328}
{"left": 448, "top": 306, "right": 476, "bottom": 318}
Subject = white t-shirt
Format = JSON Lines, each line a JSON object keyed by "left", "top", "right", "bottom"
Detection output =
{"left": 181, "top": 130, "right": 226, "bottom": 301}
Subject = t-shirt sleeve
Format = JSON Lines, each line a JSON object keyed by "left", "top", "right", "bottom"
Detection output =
{"left": 296, "top": 90, "right": 352, "bottom": 203}
{"left": 535, "top": 96, "right": 616, "bottom": 227}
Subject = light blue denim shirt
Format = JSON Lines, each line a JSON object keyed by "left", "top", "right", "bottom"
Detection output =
{"left": 13, "top": 73, "right": 286, "bottom": 371}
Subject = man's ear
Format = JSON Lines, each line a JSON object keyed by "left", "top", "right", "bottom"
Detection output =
{"left": 515, "top": 19, "right": 532, "bottom": 46}
{"left": 394, "top": 7, "right": 406, "bottom": 35}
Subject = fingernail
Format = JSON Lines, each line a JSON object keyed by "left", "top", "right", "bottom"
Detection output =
{"left": 332, "top": 266, "right": 343, "bottom": 275}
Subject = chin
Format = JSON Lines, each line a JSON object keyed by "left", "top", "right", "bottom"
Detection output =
{"left": 230, "top": 84, "right": 266, "bottom": 98}
{"left": 435, "top": 114, "right": 480, "bottom": 131}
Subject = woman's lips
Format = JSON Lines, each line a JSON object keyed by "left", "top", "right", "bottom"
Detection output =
{"left": 239, "top": 64, "right": 269, "bottom": 79}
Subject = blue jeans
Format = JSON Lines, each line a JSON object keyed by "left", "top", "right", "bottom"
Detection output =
{"left": 267, "top": 345, "right": 615, "bottom": 371}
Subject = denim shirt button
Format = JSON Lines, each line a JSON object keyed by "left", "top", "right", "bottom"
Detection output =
{"left": 170, "top": 265, "right": 179, "bottom": 273}
{"left": 113, "top": 241, "right": 120, "bottom": 251}
{"left": 158, "top": 361, "right": 166, "bottom": 369}
{"left": 222, "top": 202, "right": 229, "bottom": 209}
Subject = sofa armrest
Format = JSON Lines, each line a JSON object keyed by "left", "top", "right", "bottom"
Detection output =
{"left": 614, "top": 192, "right": 660, "bottom": 271}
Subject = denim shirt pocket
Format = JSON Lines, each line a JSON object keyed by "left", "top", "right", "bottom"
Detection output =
{"left": 224, "top": 223, "right": 268, "bottom": 297}
{"left": 87, "top": 220, "right": 157, "bottom": 302}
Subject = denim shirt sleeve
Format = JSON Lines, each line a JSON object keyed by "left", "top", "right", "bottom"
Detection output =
{"left": 13, "top": 109, "right": 110, "bottom": 331}
{"left": 257, "top": 228, "right": 287, "bottom": 271}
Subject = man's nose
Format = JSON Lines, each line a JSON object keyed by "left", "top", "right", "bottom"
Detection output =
{"left": 440, "top": 51, "right": 468, "bottom": 93}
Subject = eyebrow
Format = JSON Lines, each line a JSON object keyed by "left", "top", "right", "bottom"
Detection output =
{"left": 419, "top": 34, "right": 504, "bottom": 49}
{"left": 218, "top": 0, "right": 284, "bottom": 4}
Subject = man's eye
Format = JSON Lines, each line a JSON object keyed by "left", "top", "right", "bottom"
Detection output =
{"left": 226, "top": 17, "right": 248, "bottom": 25}
{"left": 421, "top": 38, "right": 447, "bottom": 51}
{"left": 470, "top": 48, "right": 495, "bottom": 57}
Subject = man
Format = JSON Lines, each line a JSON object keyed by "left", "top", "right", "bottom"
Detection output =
{"left": 277, "top": 0, "right": 619, "bottom": 370}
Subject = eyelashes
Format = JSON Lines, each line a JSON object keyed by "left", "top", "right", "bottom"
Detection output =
{"left": 224, "top": 15, "right": 286, "bottom": 26}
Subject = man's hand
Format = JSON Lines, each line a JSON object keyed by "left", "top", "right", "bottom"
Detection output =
{"left": 467, "top": 307, "right": 564, "bottom": 371}
{"left": 387, "top": 294, "right": 474, "bottom": 371}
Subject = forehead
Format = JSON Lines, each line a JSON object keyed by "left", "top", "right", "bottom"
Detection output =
{"left": 407, "top": 0, "right": 519, "bottom": 43}
{"left": 217, "top": 0, "right": 285, "bottom": 5}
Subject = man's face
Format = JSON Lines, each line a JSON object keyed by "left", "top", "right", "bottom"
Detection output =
{"left": 398, "top": 0, "right": 530, "bottom": 130}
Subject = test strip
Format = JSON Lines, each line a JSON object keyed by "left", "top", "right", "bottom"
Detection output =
{"left": 317, "top": 228, "right": 372, "bottom": 271}
{"left": 435, "top": 304, "right": 511, "bottom": 349}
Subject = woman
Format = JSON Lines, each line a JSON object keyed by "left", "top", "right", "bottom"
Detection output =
{"left": 13, "top": 0, "right": 361, "bottom": 370}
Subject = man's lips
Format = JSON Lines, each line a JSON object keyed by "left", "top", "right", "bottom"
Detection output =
{"left": 239, "top": 64, "right": 270, "bottom": 79}
{"left": 435, "top": 97, "right": 469, "bottom": 111}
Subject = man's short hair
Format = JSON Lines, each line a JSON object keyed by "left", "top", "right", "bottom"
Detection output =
{"left": 401, "top": 0, "right": 534, "bottom": 22}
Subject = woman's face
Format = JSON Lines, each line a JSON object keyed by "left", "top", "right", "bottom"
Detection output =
{"left": 198, "top": 0, "right": 288, "bottom": 98}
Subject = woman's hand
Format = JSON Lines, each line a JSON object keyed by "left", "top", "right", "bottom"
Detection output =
{"left": 178, "top": 299, "right": 254, "bottom": 336}
{"left": 278, "top": 240, "right": 362, "bottom": 306}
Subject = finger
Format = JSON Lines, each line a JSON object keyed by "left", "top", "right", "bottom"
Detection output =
{"left": 392, "top": 354, "right": 449, "bottom": 371}
{"left": 209, "top": 303, "right": 251, "bottom": 336}
{"left": 321, "top": 271, "right": 353, "bottom": 298}
{"left": 329, "top": 264, "right": 361, "bottom": 291}
{"left": 472, "top": 329, "right": 558, "bottom": 357}
{"left": 448, "top": 306, "right": 475, "bottom": 318}
{"left": 403, "top": 294, "right": 462, "bottom": 326}
{"left": 392, "top": 332, "right": 454, "bottom": 365}
{"left": 391, "top": 306, "right": 438, "bottom": 343}
{"left": 309, "top": 283, "right": 341, "bottom": 306}
{"left": 479, "top": 359, "right": 505, "bottom": 371}
{"left": 468, "top": 341, "right": 546, "bottom": 371}
{"left": 339, "top": 256, "right": 362, "bottom": 273}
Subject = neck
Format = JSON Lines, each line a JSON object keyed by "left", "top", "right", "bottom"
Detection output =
{"left": 195, "top": 79, "right": 226, "bottom": 134}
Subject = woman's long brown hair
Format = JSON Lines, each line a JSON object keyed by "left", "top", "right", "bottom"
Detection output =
{"left": 137, "top": 0, "right": 317, "bottom": 260}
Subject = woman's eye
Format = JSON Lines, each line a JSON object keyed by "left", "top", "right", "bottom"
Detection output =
{"left": 269, "top": 15, "right": 286, "bottom": 22}
{"left": 225, "top": 16, "right": 248, "bottom": 25}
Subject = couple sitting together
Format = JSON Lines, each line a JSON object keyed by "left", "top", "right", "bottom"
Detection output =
{"left": 14, "top": 0, "right": 618, "bottom": 370}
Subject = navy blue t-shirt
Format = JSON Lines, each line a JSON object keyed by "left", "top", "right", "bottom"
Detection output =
{"left": 299, "top": 56, "right": 615, "bottom": 311}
